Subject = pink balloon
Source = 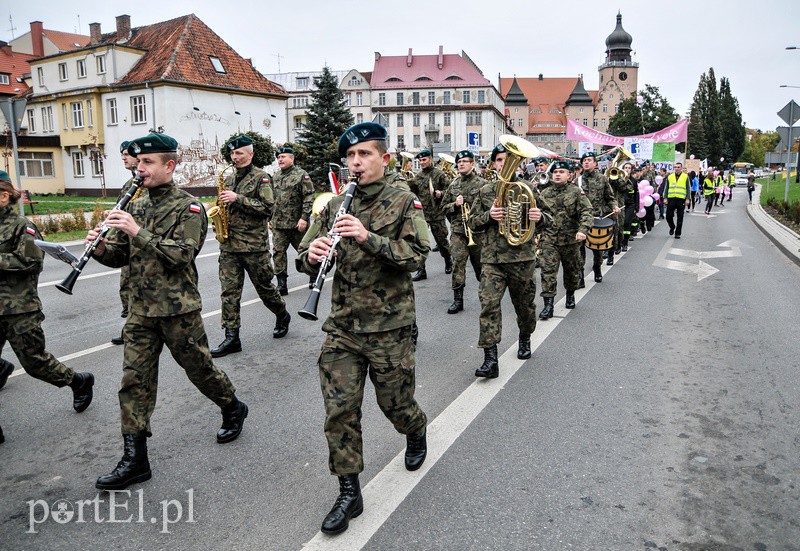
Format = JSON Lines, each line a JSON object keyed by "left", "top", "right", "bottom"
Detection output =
{"left": 638, "top": 181, "right": 648, "bottom": 190}
{"left": 655, "top": 175, "right": 663, "bottom": 184}
{"left": 643, "top": 196, "right": 654, "bottom": 207}
{"left": 637, "top": 208, "right": 646, "bottom": 218}
{"left": 652, "top": 193, "right": 660, "bottom": 202}
{"left": 639, "top": 179, "right": 650, "bottom": 187}
{"left": 644, "top": 185, "right": 654, "bottom": 196}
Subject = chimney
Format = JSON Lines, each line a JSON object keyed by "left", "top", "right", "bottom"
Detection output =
{"left": 89, "top": 22, "right": 102, "bottom": 45}
{"left": 1, "top": 41, "right": 11, "bottom": 56}
{"left": 30, "top": 21, "right": 44, "bottom": 57}
{"left": 538, "top": 73, "right": 543, "bottom": 80}
{"left": 406, "top": 48, "right": 413, "bottom": 67}
{"left": 116, "top": 14, "right": 131, "bottom": 42}
{"left": 374, "top": 51, "right": 381, "bottom": 61}
{"left": 437, "top": 45, "right": 443, "bottom": 69}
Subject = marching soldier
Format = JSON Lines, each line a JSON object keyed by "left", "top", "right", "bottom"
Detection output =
{"left": 441, "top": 150, "right": 485, "bottom": 314}
{"left": 210, "top": 135, "right": 290, "bottom": 358}
{"left": 579, "top": 152, "right": 619, "bottom": 282}
{"left": 409, "top": 149, "right": 453, "bottom": 280}
{"left": 469, "top": 144, "right": 551, "bottom": 378}
{"left": 620, "top": 161, "right": 641, "bottom": 250}
{"left": 297, "top": 122, "right": 429, "bottom": 535}
{"left": 0, "top": 173, "right": 95, "bottom": 427}
{"left": 533, "top": 157, "right": 552, "bottom": 191}
{"left": 538, "top": 161, "right": 594, "bottom": 319}
{"left": 608, "top": 160, "right": 629, "bottom": 264}
{"left": 271, "top": 145, "right": 314, "bottom": 295}
{"left": 87, "top": 134, "right": 247, "bottom": 490}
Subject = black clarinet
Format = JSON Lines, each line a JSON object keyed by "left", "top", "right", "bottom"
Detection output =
{"left": 298, "top": 174, "right": 360, "bottom": 321}
{"left": 56, "top": 178, "right": 142, "bottom": 295}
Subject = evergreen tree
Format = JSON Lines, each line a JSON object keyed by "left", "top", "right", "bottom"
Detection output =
{"left": 297, "top": 66, "right": 354, "bottom": 190}
{"left": 718, "top": 77, "right": 747, "bottom": 164}
{"left": 687, "top": 94, "right": 708, "bottom": 160}
{"left": 608, "top": 84, "right": 679, "bottom": 137}
{"left": 220, "top": 130, "right": 274, "bottom": 168}
{"left": 275, "top": 141, "right": 310, "bottom": 166}
{"left": 703, "top": 68, "right": 722, "bottom": 163}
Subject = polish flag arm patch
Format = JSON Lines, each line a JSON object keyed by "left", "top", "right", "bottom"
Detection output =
{"left": 413, "top": 200, "right": 423, "bottom": 209}
{"left": 26, "top": 227, "right": 36, "bottom": 235}
{"left": 189, "top": 204, "right": 202, "bottom": 213}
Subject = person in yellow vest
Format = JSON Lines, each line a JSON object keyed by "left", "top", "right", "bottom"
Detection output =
{"left": 702, "top": 170, "right": 716, "bottom": 214}
{"left": 664, "top": 162, "right": 691, "bottom": 238}
{"left": 726, "top": 169, "right": 735, "bottom": 202}
{"left": 714, "top": 171, "right": 726, "bottom": 207}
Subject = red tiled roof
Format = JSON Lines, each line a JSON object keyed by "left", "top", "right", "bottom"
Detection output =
{"left": 372, "top": 51, "right": 489, "bottom": 89}
{"left": 102, "top": 14, "right": 285, "bottom": 96}
{"left": 0, "top": 46, "right": 34, "bottom": 96}
{"left": 500, "top": 77, "right": 599, "bottom": 134}
{"left": 360, "top": 71, "right": 372, "bottom": 84}
{"left": 43, "top": 30, "right": 90, "bottom": 52}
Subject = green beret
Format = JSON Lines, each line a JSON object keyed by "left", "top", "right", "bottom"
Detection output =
{"left": 534, "top": 157, "right": 549, "bottom": 165}
{"left": 455, "top": 150, "right": 474, "bottom": 162}
{"left": 416, "top": 149, "right": 432, "bottom": 159}
{"left": 337, "top": 122, "right": 388, "bottom": 158}
{"left": 276, "top": 145, "right": 295, "bottom": 156}
{"left": 490, "top": 144, "right": 506, "bottom": 162}
{"left": 580, "top": 152, "right": 597, "bottom": 161}
{"left": 120, "top": 140, "right": 131, "bottom": 154}
{"left": 128, "top": 133, "right": 178, "bottom": 156}
{"left": 227, "top": 135, "right": 253, "bottom": 152}
{"left": 551, "top": 160, "right": 576, "bottom": 172}
{"left": 0, "top": 170, "right": 10, "bottom": 182}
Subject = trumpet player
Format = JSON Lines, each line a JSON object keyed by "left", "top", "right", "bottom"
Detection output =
{"left": 469, "top": 144, "right": 552, "bottom": 377}
{"left": 211, "top": 135, "right": 290, "bottom": 358}
{"left": 534, "top": 157, "right": 552, "bottom": 191}
{"left": 442, "top": 150, "right": 485, "bottom": 314}
{"left": 409, "top": 149, "right": 452, "bottom": 281}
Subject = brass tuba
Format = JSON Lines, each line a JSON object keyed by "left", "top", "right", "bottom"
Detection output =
{"left": 438, "top": 153, "right": 457, "bottom": 179}
{"left": 399, "top": 151, "right": 416, "bottom": 179}
{"left": 604, "top": 146, "right": 636, "bottom": 181}
{"left": 495, "top": 135, "right": 541, "bottom": 246}
{"left": 208, "top": 164, "right": 234, "bottom": 243}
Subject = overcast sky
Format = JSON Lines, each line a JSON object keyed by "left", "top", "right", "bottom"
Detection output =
{"left": 4, "top": 0, "right": 798, "bottom": 131}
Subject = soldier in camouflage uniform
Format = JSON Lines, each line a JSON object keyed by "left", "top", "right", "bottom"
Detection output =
{"left": 608, "top": 159, "right": 629, "bottom": 264}
{"left": 271, "top": 145, "right": 314, "bottom": 295}
{"left": 0, "top": 174, "right": 95, "bottom": 442}
{"left": 88, "top": 134, "right": 247, "bottom": 491}
{"left": 538, "top": 161, "right": 594, "bottom": 319}
{"left": 408, "top": 149, "right": 453, "bottom": 280}
{"left": 533, "top": 157, "right": 553, "bottom": 191}
{"left": 579, "top": 152, "right": 620, "bottom": 283}
{"left": 210, "top": 135, "right": 290, "bottom": 358}
{"left": 441, "top": 150, "right": 485, "bottom": 314}
{"left": 297, "top": 123, "right": 429, "bottom": 536}
{"left": 469, "top": 144, "right": 551, "bottom": 378}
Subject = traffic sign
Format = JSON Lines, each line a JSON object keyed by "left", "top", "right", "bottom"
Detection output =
{"left": 777, "top": 100, "right": 800, "bottom": 126}
{"left": 467, "top": 131, "right": 480, "bottom": 153}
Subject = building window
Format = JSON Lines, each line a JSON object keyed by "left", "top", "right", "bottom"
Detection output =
{"left": 131, "top": 95, "right": 147, "bottom": 124}
{"left": 443, "top": 91, "right": 451, "bottom": 105}
{"left": 0, "top": 74, "right": 8, "bottom": 85}
{"left": 356, "top": 113, "right": 364, "bottom": 124}
{"left": 583, "top": 118, "right": 588, "bottom": 126}
{"left": 602, "top": 104, "right": 608, "bottom": 113}
{"left": 466, "top": 111, "right": 482, "bottom": 126}
{"left": 344, "top": 93, "right": 351, "bottom": 106}
{"left": 397, "top": 114, "right": 404, "bottom": 127}
{"left": 77, "top": 59, "right": 87, "bottom": 79}
{"left": 26, "top": 109, "right": 36, "bottom": 133}
{"left": 593, "top": 118, "right": 598, "bottom": 126}
{"left": 209, "top": 56, "right": 226, "bottom": 73}
{"left": 62, "top": 104, "right": 68, "bottom": 130}
{"left": 413, "top": 135, "right": 421, "bottom": 148}
{"left": 96, "top": 55, "right": 106, "bottom": 74}
{"left": 609, "top": 93, "right": 614, "bottom": 100}
{"left": 412, "top": 113, "right": 420, "bottom": 127}
{"left": 378, "top": 92, "right": 386, "bottom": 106}
{"left": 18, "top": 152, "right": 54, "bottom": 178}
{"left": 477, "top": 90, "right": 485, "bottom": 103}
{"left": 72, "top": 151, "right": 85, "bottom": 177}
{"left": 518, "top": 118, "right": 523, "bottom": 127}
{"left": 90, "top": 151, "right": 103, "bottom": 177}
{"left": 601, "top": 119, "right": 606, "bottom": 127}
{"left": 107, "top": 98, "right": 118, "bottom": 125}
{"left": 428, "top": 113, "right": 435, "bottom": 125}
{"left": 444, "top": 112, "right": 451, "bottom": 126}
{"left": 71, "top": 101, "right": 84, "bottom": 128}
{"left": 428, "top": 91, "right": 435, "bottom": 105}
{"left": 579, "top": 107, "right": 584, "bottom": 113}
{"left": 412, "top": 92, "right": 420, "bottom": 105}
{"left": 37, "top": 67, "right": 44, "bottom": 86}
{"left": 42, "top": 106, "right": 54, "bottom": 132}
{"left": 514, "top": 108, "right": 519, "bottom": 114}
{"left": 293, "top": 116, "right": 304, "bottom": 129}
{"left": 475, "top": 134, "right": 482, "bottom": 146}
{"left": 349, "top": 76, "right": 361, "bottom": 86}
{"left": 396, "top": 92, "right": 404, "bottom": 106}
{"left": 356, "top": 92, "right": 363, "bottom": 106}
{"left": 58, "top": 63, "right": 68, "bottom": 81}
{"left": 296, "top": 77, "right": 309, "bottom": 89}
{"left": 462, "top": 90, "right": 470, "bottom": 104}
{"left": 443, "top": 133, "right": 451, "bottom": 143}
{"left": 86, "top": 100, "right": 93, "bottom": 127}
{"left": 615, "top": 104, "right": 619, "bottom": 114}
{"left": 397, "top": 135, "right": 405, "bottom": 148}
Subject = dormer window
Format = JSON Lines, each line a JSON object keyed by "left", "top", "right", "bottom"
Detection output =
{"left": 445, "top": 75, "right": 462, "bottom": 81}
{"left": 386, "top": 77, "right": 402, "bottom": 82}
{"left": 296, "top": 77, "right": 309, "bottom": 89}
{"left": 209, "top": 56, "right": 226, "bottom": 74}
{"left": 415, "top": 76, "right": 432, "bottom": 81}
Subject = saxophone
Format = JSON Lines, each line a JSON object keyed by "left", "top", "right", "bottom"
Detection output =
{"left": 208, "top": 164, "right": 234, "bottom": 243}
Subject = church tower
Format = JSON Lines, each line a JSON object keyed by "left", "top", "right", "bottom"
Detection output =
{"left": 596, "top": 11, "right": 638, "bottom": 130}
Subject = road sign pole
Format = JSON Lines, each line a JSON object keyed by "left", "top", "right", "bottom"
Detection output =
{"left": 786, "top": 103, "right": 793, "bottom": 203}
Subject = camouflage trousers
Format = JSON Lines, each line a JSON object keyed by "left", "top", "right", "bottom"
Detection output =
{"left": 318, "top": 325, "right": 427, "bottom": 475}
{"left": 579, "top": 244, "right": 604, "bottom": 270}
{"left": 478, "top": 261, "right": 537, "bottom": 348}
{"left": 120, "top": 311, "right": 236, "bottom": 436}
{"left": 427, "top": 218, "right": 451, "bottom": 260}
{"left": 0, "top": 311, "right": 74, "bottom": 387}
{"left": 613, "top": 212, "right": 624, "bottom": 250}
{"left": 540, "top": 242, "right": 583, "bottom": 297}
{"left": 450, "top": 232, "right": 482, "bottom": 289}
{"left": 119, "top": 265, "right": 130, "bottom": 318}
{"left": 219, "top": 250, "right": 286, "bottom": 329}
{"left": 272, "top": 228, "right": 303, "bottom": 276}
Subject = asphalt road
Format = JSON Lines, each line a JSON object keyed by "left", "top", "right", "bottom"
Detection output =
{"left": 1, "top": 188, "right": 798, "bottom": 550}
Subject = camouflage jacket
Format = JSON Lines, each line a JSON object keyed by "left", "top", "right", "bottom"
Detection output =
{"left": 271, "top": 165, "right": 314, "bottom": 229}
{"left": 470, "top": 181, "right": 552, "bottom": 264}
{"left": 297, "top": 177, "right": 429, "bottom": 334}
{"left": 540, "top": 182, "right": 594, "bottom": 246}
{"left": 0, "top": 205, "right": 43, "bottom": 315}
{"left": 220, "top": 164, "right": 274, "bottom": 253}
{"left": 609, "top": 174, "right": 627, "bottom": 207}
{"left": 442, "top": 171, "right": 485, "bottom": 235}
{"left": 95, "top": 182, "right": 208, "bottom": 317}
{"left": 581, "top": 170, "right": 617, "bottom": 217}
{"left": 409, "top": 166, "right": 448, "bottom": 221}
{"left": 385, "top": 171, "right": 411, "bottom": 192}
{"left": 117, "top": 176, "right": 135, "bottom": 202}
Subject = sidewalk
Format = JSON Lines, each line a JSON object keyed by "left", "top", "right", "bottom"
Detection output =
{"left": 747, "top": 184, "right": 800, "bottom": 267}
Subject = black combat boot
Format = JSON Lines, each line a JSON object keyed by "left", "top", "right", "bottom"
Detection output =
{"left": 277, "top": 274, "right": 289, "bottom": 296}
{"left": 217, "top": 397, "right": 248, "bottom": 443}
{"left": 593, "top": 265, "right": 603, "bottom": 283}
{"left": 447, "top": 288, "right": 464, "bottom": 314}
{"left": 96, "top": 434, "right": 152, "bottom": 490}
{"left": 69, "top": 372, "right": 94, "bottom": 412}
{"left": 0, "top": 358, "right": 14, "bottom": 390}
{"left": 615, "top": 244, "right": 622, "bottom": 254}
{"left": 517, "top": 334, "right": 531, "bottom": 360}
{"left": 412, "top": 265, "right": 428, "bottom": 281}
{"left": 411, "top": 323, "right": 419, "bottom": 346}
{"left": 111, "top": 330, "right": 124, "bottom": 345}
{"left": 211, "top": 328, "right": 241, "bottom": 358}
{"left": 273, "top": 310, "right": 291, "bottom": 338}
{"left": 539, "top": 297, "right": 554, "bottom": 320}
{"left": 405, "top": 429, "right": 427, "bottom": 470}
{"left": 606, "top": 250, "right": 614, "bottom": 266}
{"left": 565, "top": 292, "right": 576, "bottom": 309}
{"left": 621, "top": 236, "right": 629, "bottom": 252}
{"left": 444, "top": 254, "right": 453, "bottom": 274}
{"left": 578, "top": 274, "right": 586, "bottom": 289}
{"left": 321, "top": 475, "right": 363, "bottom": 535}
{"left": 475, "top": 345, "right": 499, "bottom": 378}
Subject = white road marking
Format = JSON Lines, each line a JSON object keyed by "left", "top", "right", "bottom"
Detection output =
{"left": 653, "top": 240, "right": 718, "bottom": 281}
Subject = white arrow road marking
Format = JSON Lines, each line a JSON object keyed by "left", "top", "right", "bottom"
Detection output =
{"left": 653, "top": 240, "right": 719, "bottom": 281}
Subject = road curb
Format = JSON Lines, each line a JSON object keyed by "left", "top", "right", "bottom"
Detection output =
{"left": 747, "top": 184, "right": 800, "bottom": 268}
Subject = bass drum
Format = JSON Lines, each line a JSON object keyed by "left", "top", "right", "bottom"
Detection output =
{"left": 584, "top": 217, "right": 615, "bottom": 251}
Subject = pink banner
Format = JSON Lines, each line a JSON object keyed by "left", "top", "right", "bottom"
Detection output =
{"left": 566, "top": 119, "right": 688, "bottom": 145}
